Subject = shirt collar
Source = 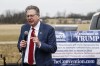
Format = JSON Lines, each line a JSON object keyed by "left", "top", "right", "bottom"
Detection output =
{"left": 30, "top": 21, "right": 40, "bottom": 31}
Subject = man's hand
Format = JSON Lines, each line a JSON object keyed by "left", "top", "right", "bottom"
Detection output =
{"left": 31, "top": 36, "right": 41, "bottom": 47}
{"left": 20, "top": 40, "right": 27, "bottom": 49}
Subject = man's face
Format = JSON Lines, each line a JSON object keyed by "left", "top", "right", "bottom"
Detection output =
{"left": 26, "top": 9, "right": 39, "bottom": 27}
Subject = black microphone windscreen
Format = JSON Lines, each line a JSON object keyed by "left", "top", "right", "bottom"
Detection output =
{"left": 24, "top": 31, "right": 28, "bottom": 41}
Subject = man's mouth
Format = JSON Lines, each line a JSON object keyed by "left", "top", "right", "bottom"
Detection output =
{"left": 28, "top": 20, "right": 33, "bottom": 23}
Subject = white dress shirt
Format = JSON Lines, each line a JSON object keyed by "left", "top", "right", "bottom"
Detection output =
{"left": 24, "top": 21, "right": 40, "bottom": 64}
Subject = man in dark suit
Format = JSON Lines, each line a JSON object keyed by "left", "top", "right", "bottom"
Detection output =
{"left": 17, "top": 5, "right": 57, "bottom": 66}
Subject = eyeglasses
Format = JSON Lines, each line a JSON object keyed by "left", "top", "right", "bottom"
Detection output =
{"left": 26, "top": 14, "right": 37, "bottom": 18}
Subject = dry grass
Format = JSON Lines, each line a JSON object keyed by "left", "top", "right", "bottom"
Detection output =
{"left": 77, "top": 24, "right": 90, "bottom": 31}
{"left": 0, "top": 24, "right": 22, "bottom": 64}
{"left": 0, "top": 34, "right": 19, "bottom": 41}
{"left": 0, "top": 24, "right": 22, "bottom": 41}
{"left": 0, "top": 44, "right": 21, "bottom": 64}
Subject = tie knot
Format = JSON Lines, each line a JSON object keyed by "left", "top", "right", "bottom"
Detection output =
{"left": 32, "top": 28, "right": 35, "bottom": 31}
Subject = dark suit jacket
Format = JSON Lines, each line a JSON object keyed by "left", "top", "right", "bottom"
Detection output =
{"left": 17, "top": 22, "right": 57, "bottom": 66}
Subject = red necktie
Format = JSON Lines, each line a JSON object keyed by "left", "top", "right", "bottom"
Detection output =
{"left": 28, "top": 28, "right": 35, "bottom": 65}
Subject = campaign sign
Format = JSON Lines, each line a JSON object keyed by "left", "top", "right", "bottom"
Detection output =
{"left": 52, "top": 30, "right": 100, "bottom": 66}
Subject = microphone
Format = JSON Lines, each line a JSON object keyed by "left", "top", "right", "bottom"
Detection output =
{"left": 22, "top": 31, "right": 28, "bottom": 51}
{"left": 24, "top": 31, "right": 28, "bottom": 41}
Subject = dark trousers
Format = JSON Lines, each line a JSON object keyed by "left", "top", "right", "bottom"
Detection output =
{"left": 23, "top": 63, "right": 36, "bottom": 66}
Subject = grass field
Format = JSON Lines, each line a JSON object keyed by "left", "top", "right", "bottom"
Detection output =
{"left": 0, "top": 24, "right": 90, "bottom": 64}
{"left": 0, "top": 24, "right": 22, "bottom": 64}
{"left": 0, "top": 24, "right": 21, "bottom": 41}
{"left": 77, "top": 24, "right": 90, "bottom": 31}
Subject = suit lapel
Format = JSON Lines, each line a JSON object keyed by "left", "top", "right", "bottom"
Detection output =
{"left": 24, "top": 24, "right": 31, "bottom": 33}
{"left": 38, "top": 22, "right": 44, "bottom": 41}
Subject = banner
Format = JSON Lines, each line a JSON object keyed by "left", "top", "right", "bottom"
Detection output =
{"left": 52, "top": 30, "right": 100, "bottom": 66}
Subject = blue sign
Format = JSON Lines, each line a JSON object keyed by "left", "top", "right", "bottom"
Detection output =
{"left": 53, "top": 30, "right": 100, "bottom": 66}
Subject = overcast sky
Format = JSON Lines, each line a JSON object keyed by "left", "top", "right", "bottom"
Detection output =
{"left": 0, "top": 0, "right": 99, "bottom": 17}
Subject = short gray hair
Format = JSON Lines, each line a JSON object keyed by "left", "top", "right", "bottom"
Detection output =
{"left": 25, "top": 5, "right": 40, "bottom": 16}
